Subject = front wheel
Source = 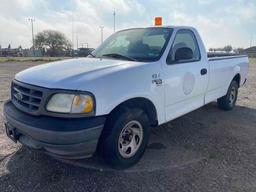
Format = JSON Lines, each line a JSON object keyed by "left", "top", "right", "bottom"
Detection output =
{"left": 99, "top": 108, "right": 150, "bottom": 169}
{"left": 217, "top": 80, "right": 239, "bottom": 111}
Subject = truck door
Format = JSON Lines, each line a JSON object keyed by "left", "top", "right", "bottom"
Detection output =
{"left": 163, "top": 29, "right": 209, "bottom": 122}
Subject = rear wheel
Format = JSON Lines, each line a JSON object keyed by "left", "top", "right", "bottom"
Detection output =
{"left": 99, "top": 107, "right": 150, "bottom": 169}
{"left": 217, "top": 80, "right": 239, "bottom": 111}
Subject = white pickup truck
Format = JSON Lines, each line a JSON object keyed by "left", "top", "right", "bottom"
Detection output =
{"left": 4, "top": 26, "right": 248, "bottom": 168}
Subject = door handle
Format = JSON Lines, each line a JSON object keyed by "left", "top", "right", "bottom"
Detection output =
{"left": 200, "top": 68, "right": 207, "bottom": 75}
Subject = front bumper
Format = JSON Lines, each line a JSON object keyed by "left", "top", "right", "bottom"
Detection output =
{"left": 3, "top": 100, "right": 106, "bottom": 159}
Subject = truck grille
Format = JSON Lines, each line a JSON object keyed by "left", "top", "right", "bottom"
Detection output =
{"left": 11, "top": 81, "right": 43, "bottom": 114}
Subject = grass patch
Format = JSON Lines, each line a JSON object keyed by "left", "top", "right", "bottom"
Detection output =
{"left": 0, "top": 57, "right": 71, "bottom": 63}
{"left": 249, "top": 58, "right": 256, "bottom": 65}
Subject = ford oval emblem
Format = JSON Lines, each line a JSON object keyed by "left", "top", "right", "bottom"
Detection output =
{"left": 15, "top": 92, "right": 23, "bottom": 101}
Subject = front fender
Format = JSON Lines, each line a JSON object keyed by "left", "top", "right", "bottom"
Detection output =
{"left": 77, "top": 62, "right": 165, "bottom": 124}
{"left": 104, "top": 92, "right": 164, "bottom": 125}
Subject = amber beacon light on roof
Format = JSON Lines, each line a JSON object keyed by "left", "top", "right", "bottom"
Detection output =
{"left": 154, "top": 17, "right": 163, "bottom": 26}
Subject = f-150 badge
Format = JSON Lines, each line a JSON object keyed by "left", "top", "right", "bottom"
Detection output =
{"left": 152, "top": 73, "right": 162, "bottom": 86}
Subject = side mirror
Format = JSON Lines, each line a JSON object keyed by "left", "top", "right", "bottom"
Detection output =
{"left": 175, "top": 47, "right": 193, "bottom": 61}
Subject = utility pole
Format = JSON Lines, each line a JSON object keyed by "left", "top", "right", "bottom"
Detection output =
{"left": 72, "top": 13, "right": 74, "bottom": 57}
{"left": 76, "top": 35, "right": 79, "bottom": 50}
{"left": 113, "top": 10, "right": 116, "bottom": 33}
{"left": 100, "top": 26, "right": 104, "bottom": 44}
{"left": 28, "top": 18, "right": 35, "bottom": 56}
{"left": 250, "top": 34, "right": 253, "bottom": 48}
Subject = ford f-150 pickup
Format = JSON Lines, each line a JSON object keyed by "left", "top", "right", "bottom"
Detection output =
{"left": 3, "top": 26, "right": 249, "bottom": 168}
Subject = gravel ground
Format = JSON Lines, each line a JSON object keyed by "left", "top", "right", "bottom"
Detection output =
{"left": 0, "top": 59, "right": 256, "bottom": 192}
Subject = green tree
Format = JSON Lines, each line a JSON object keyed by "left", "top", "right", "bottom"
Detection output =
{"left": 35, "top": 30, "right": 71, "bottom": 56}
{"left": 223, "top": 45, "right": 232, "bottom": 53}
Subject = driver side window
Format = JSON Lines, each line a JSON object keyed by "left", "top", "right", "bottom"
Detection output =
{"left": 167, "top": 29, "right": 200, "bottom": 64}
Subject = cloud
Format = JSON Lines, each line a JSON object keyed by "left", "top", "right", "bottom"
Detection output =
{"left": 166, "top": 0, "right": 256, "bottom": 48}
{"left": 0, "top": 0, "right": 147, "bottom": 48}
{"left": 224, "top": 1, "right": 256, "bottom": 22}
{"left": 0, "top": 16, "right": 30, "bottom": 48}
{"left": 168, "top": 11, "right": 249, "bottom": 48}
{"left": 197, "top": 0, "right": 216, "bottom": 5}
{"left": 0, "top": 0, "right": 255, "bottom": 49}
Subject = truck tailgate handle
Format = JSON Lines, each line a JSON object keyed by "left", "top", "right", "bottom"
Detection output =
{"left": 200, "top": 68, "right": 207, "bottom": 75}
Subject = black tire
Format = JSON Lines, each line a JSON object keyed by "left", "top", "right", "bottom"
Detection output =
{"left": 217, "top": 80, "right": 239, "bottom": 111}
{"left": 98, "top": 107, "right": 151, "bottom": 169}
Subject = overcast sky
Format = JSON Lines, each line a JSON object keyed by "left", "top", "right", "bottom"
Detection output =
{"left": 0, "top": 0, "right": 255, "bottom": 49}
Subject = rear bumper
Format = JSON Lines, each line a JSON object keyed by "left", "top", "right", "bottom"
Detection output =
{"left": 3, "top": 100, "right": 106, "bottom": 159}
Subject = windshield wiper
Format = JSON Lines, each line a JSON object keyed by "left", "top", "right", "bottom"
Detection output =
{"left": 102, "top": 53, "right": 137, "bottom": 61}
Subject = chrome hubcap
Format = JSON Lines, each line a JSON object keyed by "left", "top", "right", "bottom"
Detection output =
{"left": 118, "top": 120, "right": 143, "bottom": 158}
{"left": 229, "top": 87, "right": 236, "bottom": 104}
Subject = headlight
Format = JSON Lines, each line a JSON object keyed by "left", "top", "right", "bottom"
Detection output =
{"left": 46, "top": 93, "right": 94, "bottom": 114}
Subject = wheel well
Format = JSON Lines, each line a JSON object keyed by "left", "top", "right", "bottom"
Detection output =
{"left": 108, "top": 97, "right": 158, "bottom": 127}
{"left": 233, "top": 74, "right": 241, "bottom": 87}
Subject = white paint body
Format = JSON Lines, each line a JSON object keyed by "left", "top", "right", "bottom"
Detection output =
{"left": 15, "top": 26, "right": 249, "bottom": 125}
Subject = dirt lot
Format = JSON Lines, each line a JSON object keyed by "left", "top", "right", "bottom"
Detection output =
{"left": 0, "top": 59, "right": 256, "bottom": 192}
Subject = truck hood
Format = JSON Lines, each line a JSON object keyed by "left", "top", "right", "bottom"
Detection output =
{"left": 15, "top": 58, "right": 139, "bottom": 89}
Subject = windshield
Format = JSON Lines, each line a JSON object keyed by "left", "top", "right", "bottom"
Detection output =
{"left": 92, "top": 27, "right": 173, "bottom": 62}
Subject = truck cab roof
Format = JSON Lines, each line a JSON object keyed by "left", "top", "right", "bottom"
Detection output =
{"left": 118, "top": 25, "right": 197, "bottom": 31}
